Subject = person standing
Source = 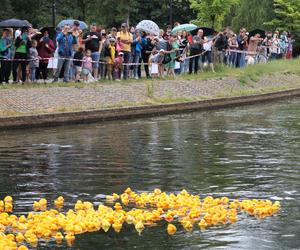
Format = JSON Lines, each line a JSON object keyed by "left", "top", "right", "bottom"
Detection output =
{"left": 166, "top": 35, "right": 180, "bottom": 77}
{"left": 213, "top": 29, "right": 229, "bottom": 65}
{"left": 247, "top": 34, "right": 263, "bottom": 64}
{"left": 36, "top": 30, "right": 55, "bottom": 83}
{"left": 29, "top": 40, "right": 39, "bottom": 82}
{"left": 271, "top": 31, "right": 280, "bottom": 60}
{"left": 189, "top": 29, "right": 203, "bottom": 74}
{"left": 228, "top": 32, "right": 239, "bottom": 67}
{"left": 82, "top": 23, "right": 101, "bottom": 80}
{"left": 106, "top": 38, "right": 116, "bottom": 80}
{"left": 53, "top": 25, "right": 77, "bottom": 83}
{"left": 0, "top": 29, "right": 12, "bottom": 84}
{"left": 82, "top": 49, "right": 93, "bottom": 82}
{"left": 13, "top": 27, "right": 31, "bottom": 84}
{"left": 236, "top": 28, "right": 248, "bottom": 67}
{"left": 132, "top": 30, "right": 146, "bottom": 80}
{"left": 117, "top": 23, "right": 133, "bottom": 80}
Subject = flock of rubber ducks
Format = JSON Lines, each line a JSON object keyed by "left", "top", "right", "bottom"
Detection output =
{"left": 0, "top": 188, "right": 280, "bottom": 249}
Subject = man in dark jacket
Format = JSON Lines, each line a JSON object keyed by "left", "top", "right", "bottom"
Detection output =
{"left": 214, "top": 30, "right": 228, "bottom": 64}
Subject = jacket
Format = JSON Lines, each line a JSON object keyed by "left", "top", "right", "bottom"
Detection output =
{"left": 56, "top": 32, "right": 77, "bottom": 57}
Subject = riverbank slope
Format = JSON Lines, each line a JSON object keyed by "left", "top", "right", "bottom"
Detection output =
{"left": 0, "top": 59, "right": 300, "bottom": 128}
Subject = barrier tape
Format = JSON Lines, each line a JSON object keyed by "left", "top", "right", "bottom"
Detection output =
{"left": 0, "top": 48, "right": 265, "bottom": 65}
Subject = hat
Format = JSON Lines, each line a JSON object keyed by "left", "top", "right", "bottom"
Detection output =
{"left": 159, "top": 49, "right": 165, "bottom": 53}
{"left": 119, "top": 52, "right": 124, "bottom": 56}
{"left": 109, "top": 37, "right": 116, "bottom": 43}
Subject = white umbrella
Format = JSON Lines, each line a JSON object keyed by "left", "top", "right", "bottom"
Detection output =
{"left": 136, "top": 20, "right": 160, "bottom": 36}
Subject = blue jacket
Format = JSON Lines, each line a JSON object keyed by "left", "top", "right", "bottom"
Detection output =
{"left": 0, "top": 37, "right": 12, "bottom": 59}
{"left": 132, "top": 36, "right": 147, "bottom": 55}
{"left": 56, "top": 32, "right": 77, "bottom": 57}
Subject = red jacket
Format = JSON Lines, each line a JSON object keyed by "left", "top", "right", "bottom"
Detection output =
{"left": 37, "top": 38, "right": 55, "bottom": 63}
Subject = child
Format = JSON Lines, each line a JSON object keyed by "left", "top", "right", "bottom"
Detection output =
{"left": 113, "top": 52, "right": 123, "bottom": 81}
{"left": 106, "top": 38, "right": 116, "bottom": 80}
{"left": 150, "top": 49, "right": 165, "bottom": 77}
{"left": 82, "top": 49, "right": 93, "bottom": 82}
{"left": 29, "top": 40, "right": 39, "bottom": 82}
{"left": 202, "top": 37, "right": 215, "bottom": 72}
{"left": 73, "top": 47, "right": 84, "bottom": 82}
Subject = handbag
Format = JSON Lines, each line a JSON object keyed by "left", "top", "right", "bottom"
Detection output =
{"left": 162, "top": 54, "right": 171, "bottom": 64}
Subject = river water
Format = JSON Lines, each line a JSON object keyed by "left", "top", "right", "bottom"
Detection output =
{"left": 0, "top": 99, "right": 299, "bottom": 249}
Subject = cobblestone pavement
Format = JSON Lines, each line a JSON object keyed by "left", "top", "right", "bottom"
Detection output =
{"left": 0, "top": 73, "right": 299, "bottom": 117}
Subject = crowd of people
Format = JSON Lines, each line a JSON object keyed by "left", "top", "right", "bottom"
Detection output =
{"left": 0, "top": 20, "right": 295, "bottom": 84}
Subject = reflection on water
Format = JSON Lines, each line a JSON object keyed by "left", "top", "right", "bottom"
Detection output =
{"left": 0, "top": 98, "right": 300, "bottom": 249}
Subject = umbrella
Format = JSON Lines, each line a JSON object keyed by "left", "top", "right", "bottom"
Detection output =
{"left": 248, "top": 29, "right": 266, "bottom": 39}
{"left": 191, "top": 27, "right": 216, "bottom": 37}
{"left": 171, "top": 24, "right": 197, "bottom": 35}
{"left": 136, "top": 20, "right": 160, "bottom": 36}
{"left": 0, "top": 19, "right": 31, "bottom": 28}
{"left": 57, "top": 19, "right": 88, "bottom": 30}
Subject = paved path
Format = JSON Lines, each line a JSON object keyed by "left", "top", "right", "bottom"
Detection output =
{"left": 0, "top": 73, "right": 299, "bottom": 117}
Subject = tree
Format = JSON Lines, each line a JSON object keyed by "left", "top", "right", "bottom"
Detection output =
{"left": 0, "top": 0, "right": 14, "bottom": 20}
{"left": 189, "top": 0, "right": 238, "bottom": 30}
{"left": 226, "top": 0, "right": 275, "bottom": 32}
{"left": 266, "top": 0, "right": 300, "bottom": 32}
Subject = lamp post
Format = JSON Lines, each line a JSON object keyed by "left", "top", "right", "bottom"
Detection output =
{"left": 52, "top": 0, "right": 56, "bottom": 27}
{"left": 169, "top": 0, "right": 173, "bottom": 26}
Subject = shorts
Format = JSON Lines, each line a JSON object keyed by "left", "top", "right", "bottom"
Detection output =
{"left": 81, "top": 68, "right": 91, "bottom": 76}
{"left": 91, "top": 52, "right": 100, "bottom": 69}
{"left": 74, "top": 66, "right": 82, "bottom": 73}
{"left": 202, "top": 51, "right": 212, "bottom": 64}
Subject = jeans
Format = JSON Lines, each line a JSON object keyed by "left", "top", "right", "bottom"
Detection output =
{"left": 229, "top": 52, "right": 237, "bottom": 67}
{"left": 30, "top": 67, "right": 36, "bottom": 82}
{"left": 122, "top": 51, "right": 131, "bottom": 80}
{"left": 54, "top": 56, "right": 72, "bottom": 82}
{"left": 237, "top": 53, "right": 246, "bottom": 68}
{"left": 133, "top": 54, "right": 141, "bottom": 78}
{"left": 91, "top": 52, "right": 100, "bottom": 69}
{"left": 182, "top": 59, "right": 189, "bottom": 74}
{"left": 99, "top": 62, "right": 107, "bottom": 80}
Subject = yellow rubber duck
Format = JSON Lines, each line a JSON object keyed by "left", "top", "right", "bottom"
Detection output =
{"left": 167, "top": 224, "right": 177, "bottom": 235}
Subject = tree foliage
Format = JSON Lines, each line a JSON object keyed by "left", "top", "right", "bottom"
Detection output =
{"left": 189, "top": 0, "right": 238, "bottom": 29}
{"left": 0, "top": 0, "right": 196, "bottom": 28}
{"left": 0, "top": 0, "right": 299, "bottom": 34}
{"left": 265, "top": 0, "right": 300, "bottom": 32}
{"left": 229, "top": 0, "right": 275, "bottom": 31}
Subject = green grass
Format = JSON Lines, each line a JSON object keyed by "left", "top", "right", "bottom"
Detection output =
{"left": 1, "top": 58, "right": 300, "bottom": 91}
{"left": 1, "top": 58, "right": 300, "bottom": 117}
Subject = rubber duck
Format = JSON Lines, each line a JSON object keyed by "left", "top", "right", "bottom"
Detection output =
{"left": 135, "top": 221, "right": 144, "bottom": 235}
{"left": 167, "top": 224, "right": 177, "bottom": 235}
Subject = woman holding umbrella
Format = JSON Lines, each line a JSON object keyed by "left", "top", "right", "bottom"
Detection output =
{"left": 37, "top": 29, "right": 55, "bottom": 82}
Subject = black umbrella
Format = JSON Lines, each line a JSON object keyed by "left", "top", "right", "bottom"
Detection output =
{"left": 0, "top": 19, "right": 31, "bottom": 28}
{"left": 248, "top": 29, "right": 266, "bottom": 39}
{"left": 191, "top": 27, "right": 216, "bottom": 37}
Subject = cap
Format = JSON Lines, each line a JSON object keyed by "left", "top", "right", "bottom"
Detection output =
{"left": 109, "top": 37, "right": 116, "bottom": 43}
{"left": 119, "top": 52, "right": 124, "bottom": 56}
{"left": 159, "top": 49, "right": 165, "bottom": 53}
